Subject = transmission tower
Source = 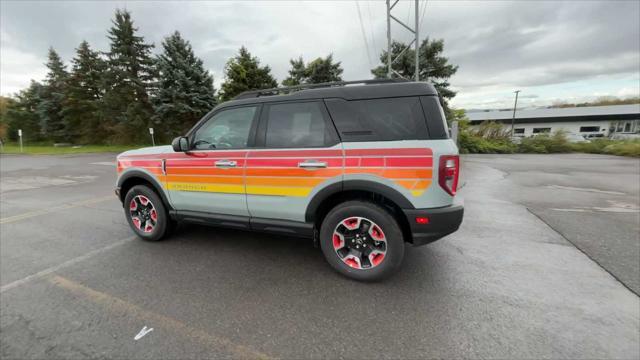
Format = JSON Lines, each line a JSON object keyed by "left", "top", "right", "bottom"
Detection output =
{"left": 386, "top": 0, "right": 420, "bottom": 81}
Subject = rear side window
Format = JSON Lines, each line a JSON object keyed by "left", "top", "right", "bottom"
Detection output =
{"left": 419, "top": 96, "right": 449, "bottom": 139}
{"left": 263, "top": 101, "right": 336, "bottom": 148}
{"left": 325, "top": 97, "right": 429, "bottom": 142}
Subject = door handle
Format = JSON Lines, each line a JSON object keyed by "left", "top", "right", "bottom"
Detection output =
{"left": 298, "top": 160, "right": 327, "bottom": 169}
{"left": 215, "top": 159, "right": 237, "bottom": 168}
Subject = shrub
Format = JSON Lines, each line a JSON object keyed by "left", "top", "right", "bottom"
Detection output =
{"left": 570, "top": 138, "right": 640, "bottom": 157}
{"left": 518, "top": 131, "right": 572, "bottom": 153}
{"left": 458, "top": 131, "right": 516, "bottom": 154}
{"left": 602, "top": 140, "right": 640, "bottom": 157}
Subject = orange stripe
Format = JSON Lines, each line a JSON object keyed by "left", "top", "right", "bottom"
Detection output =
{"left": 345, "top": 168, "right": 432, "bottom": 179}
{"left": 411, "top": 180, "right": 432, "bottom": 190}
{"left": 395, "top": 179, "right": 418, "bottom": 189}
{"left": 246, "top": 168, "right": 342, "bottom": 177}
{"left": 382, "top": 169, "right": 432, "bottom": 179}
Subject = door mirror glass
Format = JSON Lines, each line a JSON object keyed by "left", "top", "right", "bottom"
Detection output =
{"left": 172, "top": 136, "right": 189, "bottom": 152}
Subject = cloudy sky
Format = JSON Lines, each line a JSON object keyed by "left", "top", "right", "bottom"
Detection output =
{"left": 1, "top": 0, "right": 639, "bottom": 109}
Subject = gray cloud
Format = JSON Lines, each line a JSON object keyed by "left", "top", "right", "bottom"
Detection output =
{"left": 1, "top": 0, "right": 638, "bottom": 109}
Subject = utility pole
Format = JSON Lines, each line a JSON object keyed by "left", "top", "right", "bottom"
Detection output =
{"left": 511, "top": 90, "right": 521, "bottom": 138}
{"left": 415, "top": 0, "right": 419, "bottom": 81}
{"left": 386, "top": 0, "right": 392, "bottom": 78}
{"left": 386, "top": 0, "right": 421, "bottom": 81}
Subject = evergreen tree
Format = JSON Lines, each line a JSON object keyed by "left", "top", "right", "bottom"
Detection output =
{"left": 282, "top": 54, "right": 343, "bottom": 86}
{"left": 6, "top": 81, "right": 45, "bottom": 142}
{"left": 219, "top": 47, "right": 277, "bottom": 102}
{"left": 282, "top": 57, "right": 306, "bottom": 86}
{"left": 37, "top": 48, "right": 69, "bottom": 141}
{"left": 153, "top": 31, "right": 217, "bottom": 138}
{"left": 371, "top": 38, "right": 458, "bottom": 103}
{"left": 305, "top": 54, "right": 343, "bottom": 84}
{"left": 102, "top": 9, "right": 156, "bottom": 144}
{"left": 63, "top": 41, "right": 106, "bottom": 143}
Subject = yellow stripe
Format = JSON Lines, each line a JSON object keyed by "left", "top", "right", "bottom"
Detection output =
{"left": 410, "top": 190, "right": 425, "bottom": 196}
{"left": 167, "top": 182, "right": 244, "bottom": 194}
{"left": 246, "top": 185, "right": 312, "bottom": 197}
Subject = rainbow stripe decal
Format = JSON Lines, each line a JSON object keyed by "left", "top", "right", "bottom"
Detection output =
{"left": 117, "top": 148, "right": 433, "bottom": 197}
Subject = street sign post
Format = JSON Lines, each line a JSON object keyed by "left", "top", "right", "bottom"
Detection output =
{"left": 149, "top": 128, "right": 155, "bottom": 146}
{"left": 18, "top": 129, "right": 23, "bottom": 153}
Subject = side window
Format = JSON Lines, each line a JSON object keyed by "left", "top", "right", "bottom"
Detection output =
{"left": 264, "top": 102, "right": 335, "bottom": 148}
{"left": 325, "top": 97, "right": 430, "bottom": 142}
{"left": 192, "top": 106, "right": 257, "bottom": 150}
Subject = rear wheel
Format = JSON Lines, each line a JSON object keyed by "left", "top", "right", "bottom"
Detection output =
{"left": 320, "top": 201, "right": 405, "bottom": 281}
{"left": 124, "top": 185, "right": 169, "bottom": 241}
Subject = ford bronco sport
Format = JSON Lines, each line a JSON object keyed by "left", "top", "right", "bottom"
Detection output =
{"left": 116, "top": 80, "right": 463, "bottom": 281}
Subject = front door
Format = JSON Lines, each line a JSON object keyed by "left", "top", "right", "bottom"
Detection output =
{"left": 246, "top": 100, "right": 342, "bottom": 222}
{"left": 165, "top": 105, "right": 259, "bottom": 217}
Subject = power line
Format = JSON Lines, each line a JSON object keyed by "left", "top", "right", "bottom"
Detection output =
{"left": 355, "top": 1, "right": 373, "bottom": 68}
{"left": 366, "top": 1, "right": 378, "bottom": 58}
{"left": 420, "top": 0, "right": 428, "bottom": 34}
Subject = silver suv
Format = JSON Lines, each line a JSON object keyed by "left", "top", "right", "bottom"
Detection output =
{"left": 116, "top": 80, "right": 463, "bottom": 281}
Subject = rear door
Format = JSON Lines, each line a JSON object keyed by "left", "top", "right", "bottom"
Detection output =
{"left": 325, "top": 96, "right": 456, "bottom": 209}
{"left": 246, "top": 100, "right": 342, "bottom": 222}
{"left": 165, "top": 105, "right": 259, "bottom": 217}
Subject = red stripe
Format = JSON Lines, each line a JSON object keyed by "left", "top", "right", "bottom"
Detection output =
{"left": 248, "top": 149, "right": 342, "bottom": 158}
{"left": 385, "top": 157, "right": 433, "bottom": 167}
{"left": 345, "top": 148, "right": 432, "bottom": 156}
{"left": 360, "top": 157, "right": 384, "bottom": 167}
{"left": 119, "top": 160, "right": 162, "bottom": 167}
{"left": 121, "top": 151, "right": 248, "bottom": 160}
{"left": 166, "top": 159, "right": 246, "bottom": 167}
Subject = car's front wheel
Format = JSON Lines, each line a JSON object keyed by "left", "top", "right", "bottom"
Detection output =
{"left": 124, "top": 185, "right": 169, "bottom": 241}
{"left": 320, "top": 200, "right": 405, "bottom": 281}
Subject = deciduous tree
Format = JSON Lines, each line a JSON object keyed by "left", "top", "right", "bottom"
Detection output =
{"left": 6, "top": 81, "right": 45, "bottom": 142}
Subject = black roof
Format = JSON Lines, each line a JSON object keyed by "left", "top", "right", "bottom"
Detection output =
{"left": 217, "top": 80, "right": 439, "bottom": 109}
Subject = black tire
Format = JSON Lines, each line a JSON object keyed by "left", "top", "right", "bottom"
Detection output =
{"left": 124, "top": 185, "right": 170, "bottom": 242}
{"left": 320, "top": 200, "right": 405, "bottom": 281}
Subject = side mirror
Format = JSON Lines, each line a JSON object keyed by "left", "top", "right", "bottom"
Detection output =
{"left": 171, "top": 136, "right": 189, "bottom": 152}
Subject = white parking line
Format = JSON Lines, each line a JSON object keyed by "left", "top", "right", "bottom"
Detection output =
{"left": 0, "top": 236, "right": 135, "bottom": 293}
{"left": 90, "top": 162, "right": 116, "bottom": 166}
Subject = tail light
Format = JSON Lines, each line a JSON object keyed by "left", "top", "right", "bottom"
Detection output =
{"left": 438, "top": 155, "right": 459, "bottom": 196}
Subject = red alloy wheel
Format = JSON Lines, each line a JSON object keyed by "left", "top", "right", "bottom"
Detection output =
{"left": 129, "top": 195, "right": 157, "bottom": 233}
{"left": 332, "top": 217, "right": 387, "bottom": 269}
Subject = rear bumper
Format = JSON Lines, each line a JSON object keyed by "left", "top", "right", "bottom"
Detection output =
{"left": 402, "top": 201, "right": 464, "bottom": 246}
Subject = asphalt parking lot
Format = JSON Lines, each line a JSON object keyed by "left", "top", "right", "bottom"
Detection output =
{"left": 1, "top": 152, "right": 639, "bottom": 359}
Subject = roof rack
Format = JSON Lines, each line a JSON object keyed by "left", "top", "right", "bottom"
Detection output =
{"left": 233, "top": 78, "right": 411, "bottom": 100}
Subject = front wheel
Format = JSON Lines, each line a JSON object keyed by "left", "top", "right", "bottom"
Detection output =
{"left": 320, "top": 201, "right": 405, "bottom": 281}
{"left": 124, "top": 185, "right": 169, "bottom": 241}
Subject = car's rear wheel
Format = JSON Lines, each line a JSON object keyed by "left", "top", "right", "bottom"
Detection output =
{"left": 124, "top": 185, "right": 169, "bottom": 241}
{"left": 320, "top": 200, "right": 405, "bottom": 281}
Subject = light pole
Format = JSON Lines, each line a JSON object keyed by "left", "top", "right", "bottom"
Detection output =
{"left": 511, "top": 90, "right": 521, "bottom": 138}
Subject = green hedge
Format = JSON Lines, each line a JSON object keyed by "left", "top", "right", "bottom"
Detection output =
{"left": 458, "top": 131, "right": 640, "bottom": 157}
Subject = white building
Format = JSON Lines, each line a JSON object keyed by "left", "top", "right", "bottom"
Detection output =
{"left": 466, "top": 104, "right": 640, "bottom": 138}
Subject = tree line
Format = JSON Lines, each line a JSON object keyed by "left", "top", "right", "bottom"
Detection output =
{"left": 0, "top": 9, "right": 458, "bottom": 145}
